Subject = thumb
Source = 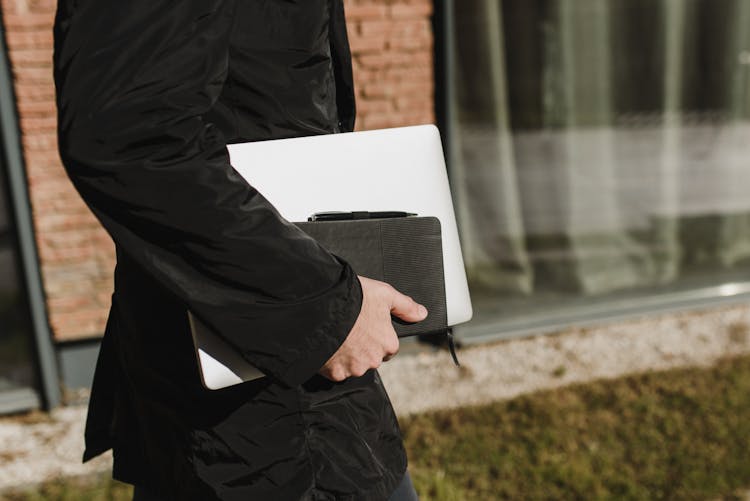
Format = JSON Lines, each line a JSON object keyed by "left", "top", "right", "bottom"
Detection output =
{"left": 389, "top": 289, "right": 428, "bottom": 323}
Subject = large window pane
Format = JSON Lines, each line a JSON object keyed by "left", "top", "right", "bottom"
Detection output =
{"left": 0, "top": 19, "right": 38, "bottom": 401}
{"left": 449, "top": 0, "right": 750, "bottom": 333}
{"left": 0, "top": 150, "right": 36, "bottom": 395}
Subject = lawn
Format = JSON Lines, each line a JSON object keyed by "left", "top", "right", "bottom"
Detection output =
{"left": 4, "top": 355, "right": 750, "bottom": 501}
{"left": 402, "top": 355, "right": 750, "bottom": 500}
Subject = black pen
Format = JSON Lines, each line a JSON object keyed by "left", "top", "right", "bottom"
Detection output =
{"left": 308, "top": 211, "right": 417, "bottom": 221}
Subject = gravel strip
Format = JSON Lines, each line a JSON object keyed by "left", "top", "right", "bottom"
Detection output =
{"left": 1, "top": 302, "right": 749, "bottom": 491}
{"left": 0, "top": 407, "right": 112, "bottom": 491}
{"left": 380, "top": 302, "right": 750, "bottom": 415}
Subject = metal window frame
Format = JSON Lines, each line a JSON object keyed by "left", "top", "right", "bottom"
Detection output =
{"left": 433, "top": 0, "right": 750, "bottom": 345}
{"left": 0, "top": 9, "right": 61, "bottom": 410}
{"left": 433, "top": 0, "right": 454, "bottom": 174}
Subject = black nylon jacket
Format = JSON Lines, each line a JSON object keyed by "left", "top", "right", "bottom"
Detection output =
{"left": 53, "top": 1, "right": 407, "bottom": 499}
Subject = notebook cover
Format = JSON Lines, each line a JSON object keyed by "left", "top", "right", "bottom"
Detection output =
{"left": 295, "top": 216, "right": 447, "bottom": 336}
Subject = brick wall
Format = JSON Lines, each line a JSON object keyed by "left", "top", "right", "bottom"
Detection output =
{"left": 2, "top": 0, "right": 115, "bottom": 342}
{"left": 345, "top": 0, "right": 435, "bottom": 130}
{"left": 0, "top": 0, "right": 435, "bottom": 342}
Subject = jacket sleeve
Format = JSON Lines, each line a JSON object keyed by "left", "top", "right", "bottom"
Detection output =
{"left": 52, "top": 0, "right": 362, "bottom": 387}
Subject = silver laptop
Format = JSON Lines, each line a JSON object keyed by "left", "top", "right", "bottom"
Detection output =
{"left": 190, "top": 125, "right": 473, "bottom": 390}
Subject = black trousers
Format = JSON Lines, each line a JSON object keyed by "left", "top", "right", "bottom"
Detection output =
{"left": 132, "top": 471, "right": 419, "bottom": 501}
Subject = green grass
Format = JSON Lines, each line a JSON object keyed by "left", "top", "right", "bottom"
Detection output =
{"left": 4, "top": 356, "right": 750, "bottom": 500}
{"left": 0, "top": 475, "right": 132, "bottom": 501}
{"left": 402, "top": 355, "right": 750, "bottom": 501}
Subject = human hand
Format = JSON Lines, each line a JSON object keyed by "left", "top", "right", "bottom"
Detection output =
{"left": 319, "top": 276, "right": 428, "bottom": 382}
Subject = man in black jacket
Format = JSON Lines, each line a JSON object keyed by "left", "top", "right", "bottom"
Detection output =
{"left": 53, "top": 1, "right": 422, "bottom": 499}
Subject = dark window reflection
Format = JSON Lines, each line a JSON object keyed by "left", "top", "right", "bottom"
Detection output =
{"left": 0, "top": 135, "right": 36, "bottom": 393}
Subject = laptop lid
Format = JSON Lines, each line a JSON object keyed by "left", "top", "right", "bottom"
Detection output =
{"left": 228, "top": 124, "right": 472, "bottom": 325}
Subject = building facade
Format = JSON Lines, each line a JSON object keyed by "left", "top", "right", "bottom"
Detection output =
{"left": 2, "top": 0, "right": 750, "bottom": 412}
{"left": 0, "top": 0, "right": 436, "bottom": 410}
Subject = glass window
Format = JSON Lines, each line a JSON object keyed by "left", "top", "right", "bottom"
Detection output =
{"left": 0, "top": 21, "right": 38, "bottom": 404}
{"left": 447, "top": 0, "right": 750, "bottom": 335}
{"left": 0, "top": 147, "right": 37, "bottom": 397}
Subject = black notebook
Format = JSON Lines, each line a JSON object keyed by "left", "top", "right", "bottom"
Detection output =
{"left": 296, "top": 216, "right": 447, "bottom": 337}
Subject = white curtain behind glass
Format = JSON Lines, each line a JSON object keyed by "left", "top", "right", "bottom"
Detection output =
{"left": 450, "top": 0, "right": 750, "bottom": 298}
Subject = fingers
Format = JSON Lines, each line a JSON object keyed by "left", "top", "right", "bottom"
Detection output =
{"left": 381, "top": 325, "right": 400, "bottom": 358}
{"left": 323, "top": 366, "right": 347, "bottom": 383}
{"left": 388, "top": 286, "right": 428, "bottom": 323}
{"left": 359, "top": 276, "right": 428, "bottom": 323}
{"left": 322, "top": 357, "right": 382, "bottom": 382}
{"left": 318, "top": 277, "right": 418, "bottom": 384}
{"left": 321, "top": 329, "right": 399, "bottom": 382}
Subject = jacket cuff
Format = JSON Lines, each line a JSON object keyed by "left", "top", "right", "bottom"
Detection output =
{"left": 275, "top": 264, "right": 363, "bottom": 387}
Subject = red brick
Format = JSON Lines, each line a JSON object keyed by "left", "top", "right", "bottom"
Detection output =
{"left": 356, "top": 98, "right": 395, "bottom": 114}
{"left": 27, "top": 183, "right": 79, "bottom": 203}
{"left": 357, "top": 50, "right": 431, "bottom": 69}
{"left": 29, "top": 0, "right": 58, "bottom": 11}
{"left": 5, "top": 30, "right": 54, "bottom": 50}
{"left": 384, "top": 66, "right": 433, "bottom": 81}
{"left": 41, "top": 260, "right": 101, "bottom": 281}
{"left": 356, "top": 53, "right": 394, "bottom": 69}
{"left": 0, "top": 0, "right": 56, "bottom": 14}
{"left": 390, "top": 3, "right": 433, "bottom": 19}
{"left": 358, "top": 19, "right": 405, "bottom": 38}
{"left": 395, "top": 77, "right": 434, "bottom": 91}
{"left": 3, "top": 13, "right": 54, "bottom": 30}
{"left": 96, "top": 290, "right": 114, "bottom": 307}
{"left": 47, "top": 295, "right": 99, "bottom": 312}
{"left": 13, "top": 83, "right": 56, "bottom": 100}
{"left": 348, "top": 33, "right": 388, "bottom": 53}
{"left": 390, "top": 19, "right": 432, "bottom": 38}
{"left": 41, "top": 245, "right": 99, "bottom": 263}
{"left": 22, "top": 132, "right": 57, "bottom": 151}
{"left": 18, "top": 115, "right": 57, "bottom": 132}
{"left": 24, "top": 149, "right": 62, "bottom": 166}
{"left": 344, "top": 3, "right": 388, "bottom": 21}
{"left": 388, "top": 34, "right": 432, "bottom": 51}
{"left": 42, "top": 277, "right": 111, "bottom": 302}
{"left": 41, "top": 228, "right": 103, "bottom": 249}
{"left": 11, "top": 66, "right": 55, "bottom": 84}
{"left": 8, "top": 48, "right": 52, "bottom": 66}
{"left": 16, "top": 99, "right": 56, "bottom": 116}
{"left": 34, "top": 212, "right": 100, "bottom": 232}
{"left": 360, "top": 81, "right": 390, "bottom": 99}
{"left": 358, "top": 113, "right": 398, "bottom": 130}
{"left": 394, "top": 95, "right": 433, "bottom": 112}
{"left": 362, "top": 79, "right": 432, "bottom": 99}
{"left": 51, "top": 309, "right": 108, "bottom": 341}
{"left": 353, "top": 68, "right": 381, "bottom": 83}
{"left": 31, "top": 193, "right": 87, "bottom": 213}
